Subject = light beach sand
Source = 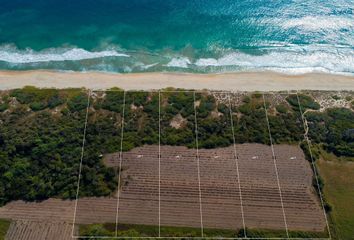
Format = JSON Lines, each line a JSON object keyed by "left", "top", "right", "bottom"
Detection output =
{"left": 0, "top": 70, "right": 353, "bottom": 91}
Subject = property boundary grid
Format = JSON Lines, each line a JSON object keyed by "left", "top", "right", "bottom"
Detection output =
{"left": 295, "top": 92, "right": 332, "bottom": 239}
{"left": 71, "top": 90, "right": 332, "bottom": 240}
{"left": 262, "top": 94, "right": 289, "bottom": 238}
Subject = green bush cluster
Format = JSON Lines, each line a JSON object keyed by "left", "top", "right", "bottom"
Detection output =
{"left": 287, "top": 94, "right": 320, "bottom": 110}
{"left": 0, "top": 89, "right": 115, "bottom": 205}
{"left": 307, "top": 108, "right": 354, "bottom": 157}
{"left": 10, "top": 86, "right": 66, "bottom": 111}
{"left": 0, "top": 103, "right": 8, "bottom": 112}
{"left": 196, "top": 93, "right": 233, "bottom": 148}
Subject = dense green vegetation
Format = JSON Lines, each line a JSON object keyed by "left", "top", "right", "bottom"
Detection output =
{"left": 0, "top": 219, "right": 10, "bottom": 240}
{"left": 287, "top": 94, "right": 320, "bottom": 110}
{"left": 10, "top": 86, "right": 66, "bottom": 111}
{"left": 0, "top": 88, "right": 112, "bottom": 204}
{"left": 306, "top": 108, "right": 354, "bottom": 157}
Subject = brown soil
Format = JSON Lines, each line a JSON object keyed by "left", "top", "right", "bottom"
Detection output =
{"left": 5, "top": 220, "right": 73, "bottom": 240}
{"left": 102, "top": 144, "right": 325, "bottom": 232}
{"left": 0, "top": 199, "right": 74, "bottom": 222}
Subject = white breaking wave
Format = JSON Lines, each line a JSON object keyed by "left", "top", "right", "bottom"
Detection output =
{"left": 139, "top": 62, "right": 158, "bottom": 70}
{"left": 165, "top": 57, "right": 191, "bottom": 68}
{"left": 0, "top": 46, "right": 129, "bottom": 63}
{"left": 280, "top": 16, "right": 354, "bottom": 31}
{"left": 195, "top": 47, "right": 354, "bottom": 74}
{"left": 1, "top": 44, "right": 353, "bottom": 75}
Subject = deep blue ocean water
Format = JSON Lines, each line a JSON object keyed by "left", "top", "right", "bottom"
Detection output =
{"left": 0, "top": 0, "right": 353, "bottom": 74}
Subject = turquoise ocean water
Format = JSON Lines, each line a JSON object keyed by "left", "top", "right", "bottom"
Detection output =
{"left": 0, "top": 0, "right": 353, "bottom": 74}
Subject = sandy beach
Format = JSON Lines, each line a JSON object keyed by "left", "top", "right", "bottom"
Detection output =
{"left": 0, "top": 70, "right": 353, "bottom": 91}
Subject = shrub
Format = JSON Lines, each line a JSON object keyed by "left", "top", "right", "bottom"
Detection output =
{"left": 101, "top": 91, "right": 124, "bottom": 113}
{"left": 275, "top": 104, "right": 288, "bottom": 114}
{"left": 286, "top": 94, "right": 320, "bottom": 110}
{"left": 0, "top": 103, "right": 8, "bottom": 112}
{"left": 242, "top": 96, "right": 251, "bottom": 103}
{"left": 67, "top": 93, "right": 88, "bottom": 112}
{"left": 10, "top": 86, "right": 65, "bottom": 111}
{"left": 332, "top": 95, "right": 341, "bottom": 100}
{"left": 47, "top": 95, "right": 65, "bottom": 109}
{"left": 29, "top": 101, "right": 47, "bottom": 111}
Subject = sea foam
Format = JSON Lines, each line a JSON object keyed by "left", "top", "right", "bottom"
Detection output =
{"left": 0, "top": 46, "right": 129, "bottom": 64}
{"left": 194, "top": 46, "right": 354, "bottom": 74}
{"left": 165, "top": 57, "right": 191, "bottom": 68}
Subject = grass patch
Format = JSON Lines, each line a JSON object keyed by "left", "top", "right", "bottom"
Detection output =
{"left": 0, "top": 219, "right": 11, "bottom": 240}
{"left": 247, "top": 228, "right": 326, "bottom": 238}
{"left": 79, "top": 223, "right": 326, "bottom": 239}
{"left": 79, "top": 223, "right": 235, "bottom": 238}
{"left": 318, "top": 154, "right": 354, "bottom": 239}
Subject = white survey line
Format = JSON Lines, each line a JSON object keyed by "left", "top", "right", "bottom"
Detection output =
{"left": 71, "top": 89, "right": 91, "bottom": 238}
{"left": 158, "top": 90, "right": 161, "bottom": 238}
{"left": 193, "top": 91, "right": 204, "bottom": 238}
{"left": 228, "top": 93, "right": 247, "bottom": 238}
{"left": 115, "top": 91, "right": 126, "bottom": 237}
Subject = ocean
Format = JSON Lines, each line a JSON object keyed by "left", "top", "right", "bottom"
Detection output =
{"left": 0, "top": 0, "right": 353, "bottom": 74}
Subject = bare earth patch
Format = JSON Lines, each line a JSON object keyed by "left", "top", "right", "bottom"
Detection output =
{"left": 104, "top": 144, "right": 326, "bottom": 232}
{"left": 169, "top": 113, "right": 187, "bottom": 129}
{"left": 5, "top": 221, "right": 72, "bottom": 240}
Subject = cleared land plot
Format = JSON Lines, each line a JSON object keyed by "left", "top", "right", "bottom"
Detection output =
{"left": 5, "top": 220, "right": 72, "bottom": 240}
{"left": 103, "top": 144, "right": 326, "bottom": 236}
{"left": 264, "top": 93, "right": 327, "bottom": 235}
{"left": 0, "top": 199, "right": 74, "bottom": 223}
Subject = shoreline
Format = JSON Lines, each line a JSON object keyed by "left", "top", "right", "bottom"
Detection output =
{"left": 0, "top": 70, "right": 353, "bottom": 91}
